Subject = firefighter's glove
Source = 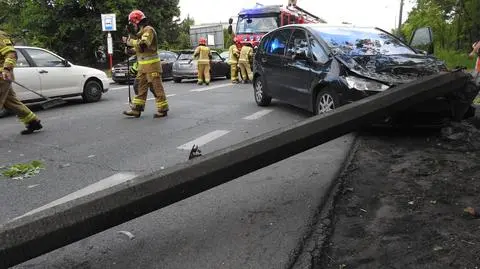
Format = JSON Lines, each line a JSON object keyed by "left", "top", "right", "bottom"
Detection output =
{"left": 2, "top": 69, "right": 12, "bottom": 81}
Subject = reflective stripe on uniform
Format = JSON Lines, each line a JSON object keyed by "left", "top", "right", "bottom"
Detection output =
{"left": 156, "top": 100, "right": 168, "bottom": 108}
{"left": 20, "top": 112, "right": 36, "bottom": 124}
{"left": 5, "top": 58, "right": 16, "bottom": 66}
{"left": 138, "top": 55, "right": 160, "bottom": 65}
{"left": 0, "top": 46, "right": 14, "bottom": 55}
{"left": 132, "top": 98, "right": 146, "bottom": 105}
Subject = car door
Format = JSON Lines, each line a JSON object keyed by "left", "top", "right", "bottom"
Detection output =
{"left": 260, "top": 28, "right": 292, "bottom": 100}
{"left": 210, "top": 52, "right": 224, "bottom": 78}
{"left": 282, "top": 28, "right": 312, "bottom": 108}
{"left": 163, "top": 52, "right": 177, "bottom": 79}
{"left": 11, "top": 48, "right": 42, "bottom": 101}
{"left": 23, "top": 48, "right": 81, "bottom": 97}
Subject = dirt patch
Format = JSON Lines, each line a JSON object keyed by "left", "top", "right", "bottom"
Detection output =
{"left": 318, "top": 119, "right": 480, "bottom": 269}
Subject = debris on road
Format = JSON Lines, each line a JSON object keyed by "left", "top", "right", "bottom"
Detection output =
{"left": 1, "top": 160, "right": 45, "bottom": 180}
{"left": 318, "top": 120, "right": 480, "bottom": 268}
{"left": 117, "top": 231, "right": 135, "bottom": 240}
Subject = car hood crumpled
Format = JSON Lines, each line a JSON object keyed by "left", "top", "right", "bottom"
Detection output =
{"left": 335, "top": 53, "right": 447, "bottom": 86}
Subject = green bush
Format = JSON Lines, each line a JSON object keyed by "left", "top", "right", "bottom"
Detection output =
{"left": 435, "top": 48, "right": 476, "bottom": 71}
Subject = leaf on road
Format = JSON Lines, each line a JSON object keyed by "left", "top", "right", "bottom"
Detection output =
{"left": 1, "top": 160, "right": 45, "bottom": 179}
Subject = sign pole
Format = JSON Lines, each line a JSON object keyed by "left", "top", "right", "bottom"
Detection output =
{"left": 101, "top": 13, "right": 117, "bottom": 71}
{"left": 107, "top": 32, "right": 113, "bottom": 71}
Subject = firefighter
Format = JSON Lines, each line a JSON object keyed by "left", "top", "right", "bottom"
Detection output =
{"left": 122, "top": 10, "right": 168, "bottom": 118}
{"left": 238, "top": 42, "right": 254, "bottom": 83}
{"left": 0, "top": 29, "right": 43, "bottom": 135}
{"left": 194, "top": 37, "right": 212, "bottom": 85}
{"left": 228, "top": 37, "right": 240, "bottom": 83}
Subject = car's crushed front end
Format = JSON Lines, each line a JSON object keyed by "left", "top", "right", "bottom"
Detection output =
{"left": 337, "top": 54, "right": 479, "bottom": 126}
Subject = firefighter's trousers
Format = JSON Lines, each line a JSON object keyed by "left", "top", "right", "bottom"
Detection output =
{"left": 230, "top": 63, "right": 239, "bottom": 82}
{"left": 238, "top": 62, "right": 253, "bottom": 82}
{"left": 0, "top": 80, "right": 38, "bottom": 124}
{"left": 133, "top": 77, "right": 155, "bottom": 97}
{"left": 131, "top": 72, "right": 168, "bottom": 113}
{"left": 197, "top": 63, "right": 210, "bottom": 84}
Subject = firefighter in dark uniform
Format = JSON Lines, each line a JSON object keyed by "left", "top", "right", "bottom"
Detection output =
{"left": 0, "top": 29, "right": 43, "bottom": 134}
{"left": 122, "top": 10, "right": 168, "bottom": 118}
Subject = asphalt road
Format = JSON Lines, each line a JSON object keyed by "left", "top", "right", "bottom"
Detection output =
{"left": 0, "top": 78, "right": 355, "bottom": 268}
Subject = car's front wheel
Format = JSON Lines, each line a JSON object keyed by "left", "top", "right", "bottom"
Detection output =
{"left": 82, "top": 80, "right": 103, "bottom": 103}
{"left": 314, "top": 89, "right": 339, "bottom": 115}
{"left": 254, "top": 76, "right": 271, "bottom": 106}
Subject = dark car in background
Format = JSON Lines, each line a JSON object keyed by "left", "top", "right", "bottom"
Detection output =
{"left": 252, "top": 24, "right": 478, "bottom": 125}
{"left": 111, "top": 50, "right": 178, "bottom": 83}
{"left": 172, "top": 50, "right": 230, "bottom": 83}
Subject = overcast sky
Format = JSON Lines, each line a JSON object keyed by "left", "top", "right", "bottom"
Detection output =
{"left": 178, "top": 0, "right": 416, "bottom": 32}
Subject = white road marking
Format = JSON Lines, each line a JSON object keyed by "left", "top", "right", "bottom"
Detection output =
{"left": 11, "top": 172, "right": 137, "bottom": 221}
{"left": 124, "top": 94, "right": 176, "bottom": 104}
{"left": 190, "top": 83, "right": 231, "bottom": 92}
{"left": 243, "top": 109, "right": 273, "bottom": 120}
{"left": 177, "top": 130, "right": 230, "bottom": 150}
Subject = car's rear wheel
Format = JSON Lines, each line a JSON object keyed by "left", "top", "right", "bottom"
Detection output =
{"left": 314, "top": 89, "right": 339, "bottom": 115}
{"left": 82, "top": 80, "right": 103, "bottom": 103}
{"left": 254, "top": 76, "right": 271, "bottom": 106}
{"left": 173, "top": 77, "right": 182, "bottom": 83}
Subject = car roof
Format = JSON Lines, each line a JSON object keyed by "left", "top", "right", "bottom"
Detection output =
{"left": 178, "top": 49, "right": 218, "bottom": 54}
{"left": 275, "top": 23, "right": 383, "bottom": 32}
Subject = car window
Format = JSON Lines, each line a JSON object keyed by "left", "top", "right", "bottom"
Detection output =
{"left": 311, "top": 26, "right": 416, "bottom": 56}
{"left": 211, "top": 52, "right": 221, "bottom": 61}
{"left": 287, "top": 29, "right": 308, "bottom": 57}
{"left": 259, "top": 35, "right": 271, "bottom": 54}
{"left": 178, "top": 53, "right": 193, "bottom": 60}
{"left": 266, "top": 29, "right": 291, "bottom": 56}
{"left": 308, "top": 34, "right": 329, "bottom": 64}
{"left": 160, "top": 52, "right": 166, "bottom": 60}
{"left": 24, "top": 48, "right": 65, "bottom": 67}
{"left": 16, "top": 50, "right": 31, "bottom": 67}
{"left": 168, "top": 53, "right": 178, "bottom": 61}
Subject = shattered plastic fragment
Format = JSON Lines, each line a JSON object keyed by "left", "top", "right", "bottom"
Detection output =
{"left": 117, "top": 231, "right": 135, "bottom": 240}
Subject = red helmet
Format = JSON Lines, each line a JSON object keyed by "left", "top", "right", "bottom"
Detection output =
{"left": 199, "top": 37, "right": 207, "bottom": 45}
{"left": 128, "top": 10, "right": 146, "bottom": 25}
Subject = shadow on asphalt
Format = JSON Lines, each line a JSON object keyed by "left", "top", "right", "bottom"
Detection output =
{"left": 0, "top": 97, "right": 110, "bottom": 119}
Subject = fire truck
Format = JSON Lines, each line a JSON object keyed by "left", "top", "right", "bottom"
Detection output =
{"left": 227, "top": 0, "right": 326, "bottom": 49}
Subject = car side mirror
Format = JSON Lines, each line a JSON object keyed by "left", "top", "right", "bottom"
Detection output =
{"left": 409, "top": 27, "right": 434, "bottom": 55}
{"left": 62, "top": 59, "right": 71, "bottom": 67}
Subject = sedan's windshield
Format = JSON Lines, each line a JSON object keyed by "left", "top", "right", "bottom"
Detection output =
{"left": 311, "top": 26, "right": 416, "bottom": 56}
{"left": 178, "top": 53, "right": 193, "bottom": 60}
{"left": 236, "top": 16, "right": 278, "bottom": 34}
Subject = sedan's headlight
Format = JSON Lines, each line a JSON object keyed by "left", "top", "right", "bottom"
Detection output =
{"left": 111, "top": 67, "right": 115, "bottom": 72}
{"left": 345, "top": 76, "right": 390, "bottom": 92}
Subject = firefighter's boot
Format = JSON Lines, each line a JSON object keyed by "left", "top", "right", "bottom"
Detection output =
{"left": 20, "top": 119, "right": 43, "bottom": 135}
{"left": 123, "top": 110, "right": 141, "bottom": 118}
{"left": 153, "top": 111, "right": 168, "bottom": 118}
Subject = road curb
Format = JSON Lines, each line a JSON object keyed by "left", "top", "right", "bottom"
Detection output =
{"left": 287, "top": 133, "right": 360, "bottom": 269}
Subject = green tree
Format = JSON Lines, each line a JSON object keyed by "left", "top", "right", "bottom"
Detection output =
{"left": 0, "top": 0, "right": 181, "bottom": 66}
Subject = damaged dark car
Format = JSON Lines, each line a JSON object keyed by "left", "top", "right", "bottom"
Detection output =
{"left": 253, "top": 24, "right": 479, "bottom": 126}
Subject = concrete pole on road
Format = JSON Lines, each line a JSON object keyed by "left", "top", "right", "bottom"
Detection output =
{"left": 398, "top": 0, "right": 404, "bottom": 34}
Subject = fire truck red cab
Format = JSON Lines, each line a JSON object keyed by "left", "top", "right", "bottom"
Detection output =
{"left": 228, "top": 3, "right": 326, "bottom": 49}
